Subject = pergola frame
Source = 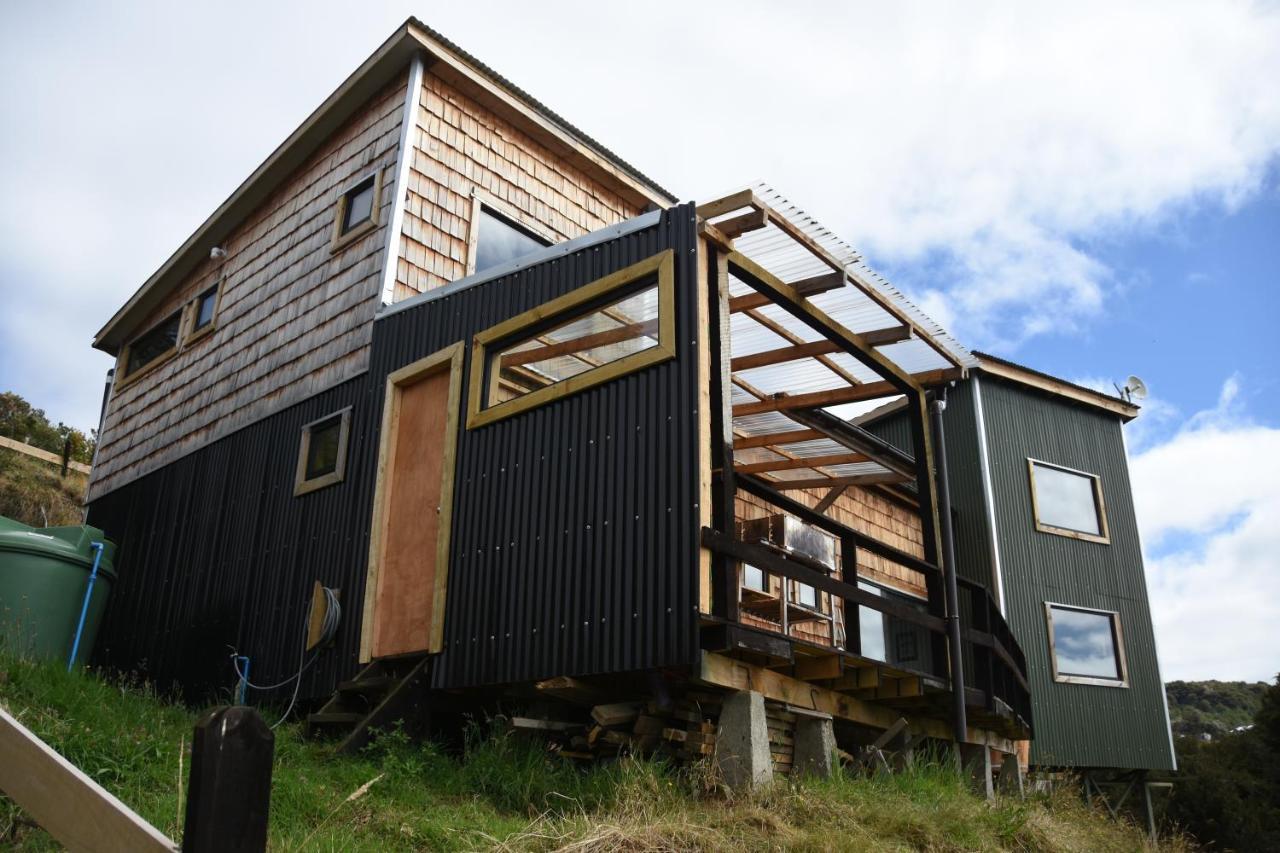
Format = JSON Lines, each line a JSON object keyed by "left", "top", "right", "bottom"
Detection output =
{"left": 694, "top": 189, "right": 1033, "bottom": 743}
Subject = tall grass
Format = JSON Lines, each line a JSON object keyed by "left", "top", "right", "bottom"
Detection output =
{"left": 0, "top": 652, "right": 1187, "bottom": 851}
{"left": 0, "top": 449, "right": 87, "bottom": 528}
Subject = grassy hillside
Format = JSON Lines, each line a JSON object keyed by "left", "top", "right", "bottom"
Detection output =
{"left": 1166, "top": 680, "right": 1270, "bottom": 738}
{"left": 0, "top": 653, "right": 1184, "bottom": 852}
{"left": 0, "top": 446, "right": 87, "bottom": 528}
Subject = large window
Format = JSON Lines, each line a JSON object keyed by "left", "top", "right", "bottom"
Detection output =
{"left": 294, "top": 408, "right": 352, "bottom": 496}
{"left": 122, "top": 311, "right": 182, "bottom": 381}
{"left": 1028, "top": 458, "right": 1109, "bottom": 543}
{"left": 472, "top": 206, "right": 550, "bottom": 275}
{"left": 1045, "top": 603, "right": 1128, "bottom": 686}
{"left": 467, "top": 250, "right": 676, "bottom": 428}
{"left": 857, "top": 580, "right": 932, "bottom": 671}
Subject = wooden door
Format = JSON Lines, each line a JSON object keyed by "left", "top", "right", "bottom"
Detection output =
{"left": 361, "top": 343, "right": 464, "bottom": 660}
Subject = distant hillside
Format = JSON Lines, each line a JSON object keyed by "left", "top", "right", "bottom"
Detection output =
{"left": 0, "top": 445, "right": 87, "bottom": 527}
{"left": 1166, "top": 680, "right": 1270, "bottom": 738}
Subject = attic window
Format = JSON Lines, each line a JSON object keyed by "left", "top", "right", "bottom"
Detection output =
{"left": 466, "top": 250, "right": 676, "bottom": 429}
{"left": 1028, "top": 459, "right": 1110, "bottom": 544}
{"left": 331, "top": 171, "right": 381, "bottom": 251}
{"left": 1045, "top": 603, "right": 1128, "bottom": 687}
{"left": 472, "top": 206, "right": 550, "bottom": 275}
{"left": 294, "top": 408, "right": 351, "bottom": 496}
{"left": 185, "top": 283, "right": 221, "bottom": 344}
{"left": 122, "top": 311, "right": 182, "bottom": 381}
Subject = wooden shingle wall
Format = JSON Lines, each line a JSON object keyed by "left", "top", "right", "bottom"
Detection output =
{"left": 390, "top": 71, "right": 643, "bottom": 301}
{"left": 734, "top": 485, "right": 927, "bottom": 648}
{"left": 89, "top": 75, "right": 408, "bottom": 500}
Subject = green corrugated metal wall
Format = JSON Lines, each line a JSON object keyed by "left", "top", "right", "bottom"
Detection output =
{"left": 866, "top": 377, "right": 1174, "bottom": 770}
{"left": 975, "top": 377, "right": 1174, "bottom": 770}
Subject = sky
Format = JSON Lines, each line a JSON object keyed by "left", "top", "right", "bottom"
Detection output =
{"left": 1, "top": 1, "right": 1277, "bottom": 682}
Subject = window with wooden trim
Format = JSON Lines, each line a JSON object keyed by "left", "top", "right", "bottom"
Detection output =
{"left": 331, "top": 171, "right": 381, "bottom": 251}
{"left": 466, "top": 250, "right": 676, "bottom": 428}
{"left": 1027, "top": 458, "right": 1109, "bottom": 543}
{"left": 294, "top": 408, "right": 351, "bottom": 496}
{"left": 184, "top": 282, "right": 222, "bottom": 344}
{"left": 121, "top": 311, "right": 182, "bottom": 382}
{"left": 1045, "top": 603, "right": 1128, "bottom": 687}
{"left": 472, "top": 206, "right": 550, "bottom": 275}
{"left": 857, "top": 580, "right": 932, "bottom": 670}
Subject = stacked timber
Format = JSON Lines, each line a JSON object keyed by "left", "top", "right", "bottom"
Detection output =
{"left": 765, "top": 703, "right": 797, "bottom": 776}
{"left": 509, "top": 692, "right": 719, "bottom": 764}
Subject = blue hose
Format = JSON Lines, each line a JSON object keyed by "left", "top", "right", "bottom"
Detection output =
{"left": 67, "top": 542, "right": 105, "bottom": 671}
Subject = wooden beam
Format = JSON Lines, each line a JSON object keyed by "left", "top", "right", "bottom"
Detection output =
{"left": 0, "top": 706, "right": 176, "bottom": 852}
{"left": 734, "top": 428, "right": 826, "bottom": 449}
{"left": 715, "top": 208, "right": 769, "bottom": 239}
{"left": 772, "top": 472, "right": 910, "bottom": 490}
{"left": 697, "top": 652, "right": 1015, "bottom": 752}
{"left": 741, "top": 309, "right": 864, "bottom": 388}
{"left": 727, "top": 272, "right": 844, "bottom": 314}
{"left": 734, "top": 452, "right": 870, "bottom": 475}
{"left": 499, "top": 318, "right": 659, "bottom": 367}
{"left": 731, "top": 370, "right": 961, "bottom": 417}
{"left": 730, "top": 326, "right": 912, "bottom": 371}
{"left": 696, "top": 188, "right": 761, "bottom": 220}
{"left": 814, "top": 485, "right": 848, "bottom": 514}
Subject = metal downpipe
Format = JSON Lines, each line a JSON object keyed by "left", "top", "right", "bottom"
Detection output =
{"left": 930, "top": 389, "right": 968, "bottom": 744}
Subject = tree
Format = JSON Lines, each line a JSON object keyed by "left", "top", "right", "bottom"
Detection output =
{"left": 0, "top": 391, "right": 95, "bottom": 464}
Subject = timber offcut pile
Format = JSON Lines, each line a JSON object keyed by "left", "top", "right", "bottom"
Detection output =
{"left": 509, "top": 687, "right": 721, "bottom": 764}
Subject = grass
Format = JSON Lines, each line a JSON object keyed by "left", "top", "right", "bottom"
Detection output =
{"left": 0, "top": 652, "right": 1188, "bottom": 852}
{"left": 0, "top": 448, "right": 87, "bottom": 528}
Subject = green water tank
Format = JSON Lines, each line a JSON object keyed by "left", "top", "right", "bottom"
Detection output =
{"left": 0, "top": 515, "right": 117, "bottom": 665}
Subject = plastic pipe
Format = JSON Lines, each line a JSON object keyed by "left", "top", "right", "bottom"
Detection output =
{"left": 67, "top": 542, "right": 105, "bottom": 671}
{"left": 236, "top": 656, "right": 251, "bottom": 705}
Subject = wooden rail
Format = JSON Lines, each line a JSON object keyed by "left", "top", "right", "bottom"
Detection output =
{"left": 0, "top": 706, "right": 176, "bottom": 851}
{"left": 0, "top": 435, "right": 92, "bottom": 475}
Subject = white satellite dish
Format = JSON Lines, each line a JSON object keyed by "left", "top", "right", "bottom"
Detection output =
{"left": 1123, "top": 375, "right": 1148, "bottom": 402}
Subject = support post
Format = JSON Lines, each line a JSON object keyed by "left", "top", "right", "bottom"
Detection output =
{"left": 183, "top": 706, "right": 274, "bottom": 853}
{"left": 707, "top": 250, "right": 738, "bottom": 622}
{"left": 715, "top": 691, "right": 772, "bottom": 790}
{"left": 793, "top": 714, "right": 836, "bottom": 779}
{"left": 930, "top": 390, "right": 968, "bottom": 745}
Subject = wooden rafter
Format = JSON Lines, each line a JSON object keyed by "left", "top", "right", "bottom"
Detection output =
{"left": 741, "top": 308, "right": 863, "bottom": 387}
{"left": 772, "top": 472, "right": 910, "bottom": 490}
{"left": 733, "top": 428, "right": 826, "bottom": 449}
{"left": 734, "top": 451, "right": 870, "bottom": 475}
{"left": 728, "top": 272, "right": 844, "bottom": 314}
{"left": 731, "top": 326, "right": 911, "bottom": 372}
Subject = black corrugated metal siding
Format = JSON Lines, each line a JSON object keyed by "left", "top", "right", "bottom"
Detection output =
{"left": 978, "top": 377, "right": 1174, "bottom": 770}
{"left": 87, "top": 205, "right": 702, "bottom": 702}
{"left": 372, "top": 206, "right": 701, "bottom": 689}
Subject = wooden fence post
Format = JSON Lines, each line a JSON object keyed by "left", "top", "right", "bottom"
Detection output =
{"left": 183, "top": 706, "right": 274, "bottom": 853}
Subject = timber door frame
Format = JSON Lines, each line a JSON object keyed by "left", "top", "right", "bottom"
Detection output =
{"left": 359, "top": 341, "right": 465, "bottom": 662}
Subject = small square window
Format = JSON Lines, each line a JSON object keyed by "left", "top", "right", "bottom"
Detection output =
{"left": 294, "top": 408, "right": 351, "bottom": 496}
{"left": 1045, "top": 603, "right": 1128, "bottom": 687}
{"left": 331, "top": 172, "right": 381, "bottom": 251}
{"left": 193, "top": 286, "right": 219, "bottom": 331}
{"left": 1028, "top": 459, "right": 1109, "bottom": 543}
{"left": 742, "top": 564, "right": 768, "bottom": 593}
{"left": 793, "top": 582, "right": 818, "bottom": 609}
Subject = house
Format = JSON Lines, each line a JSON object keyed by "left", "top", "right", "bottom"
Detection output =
{"left": 861, "top": 353, "right": 1177, "bottom": 793}
{"left": 85, "top": 18, "right": 1073, "bottom": 787}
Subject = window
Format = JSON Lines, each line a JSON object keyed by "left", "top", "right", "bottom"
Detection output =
{"left": 473, "top": 207, "right": 551, "bottom": 275}
{"left": 742, "top": 564, "right": 768, "bottom": 593}
{"left": 856, "top": 580, "right": 932, "bottom": 671}
{"left": 331, "top": 172, "right": 382, "bottom": 251}
{"left": 467, "top": 250, "right": 676, "bottom": 429}
{"left": 185, "top": 283, "right": 221, "bottom": 344}
{"left": 122, "top": 311, "right": 182, "bottom": 381}
{"left": 792, "top": 581, "right": 818, "bottom": 610}
{"left": 1045, "top": 603, "right": 1128, "bottom": 686}
{"left": 294, "top": 408, "right": 352, "bottom": 496}
{"left": 1028, "top": 459, "right": 1109, "bottom": 543}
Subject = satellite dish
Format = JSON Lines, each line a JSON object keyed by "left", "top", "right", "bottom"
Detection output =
{"left": 1123, "top": 375, "right": 1148, "bottom": 402}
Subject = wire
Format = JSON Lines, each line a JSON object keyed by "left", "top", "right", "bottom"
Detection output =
{"left": 228, "top": 586, "right": 341, "bottom": 729}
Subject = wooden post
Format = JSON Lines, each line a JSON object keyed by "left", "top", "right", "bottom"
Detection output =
{"left": 183, "top": 706, "right": 274, "bottom": 853}
{"left": 61, "top": 436, "right": 72, "bottom": 477}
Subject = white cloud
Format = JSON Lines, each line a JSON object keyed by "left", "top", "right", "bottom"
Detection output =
{"left": 1130, "top": 377, "right": 1280, "bottom": 681}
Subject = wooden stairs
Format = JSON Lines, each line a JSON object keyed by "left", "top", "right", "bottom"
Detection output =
{"left": 305, "top": 654, "right": 432, "bottom": 755}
